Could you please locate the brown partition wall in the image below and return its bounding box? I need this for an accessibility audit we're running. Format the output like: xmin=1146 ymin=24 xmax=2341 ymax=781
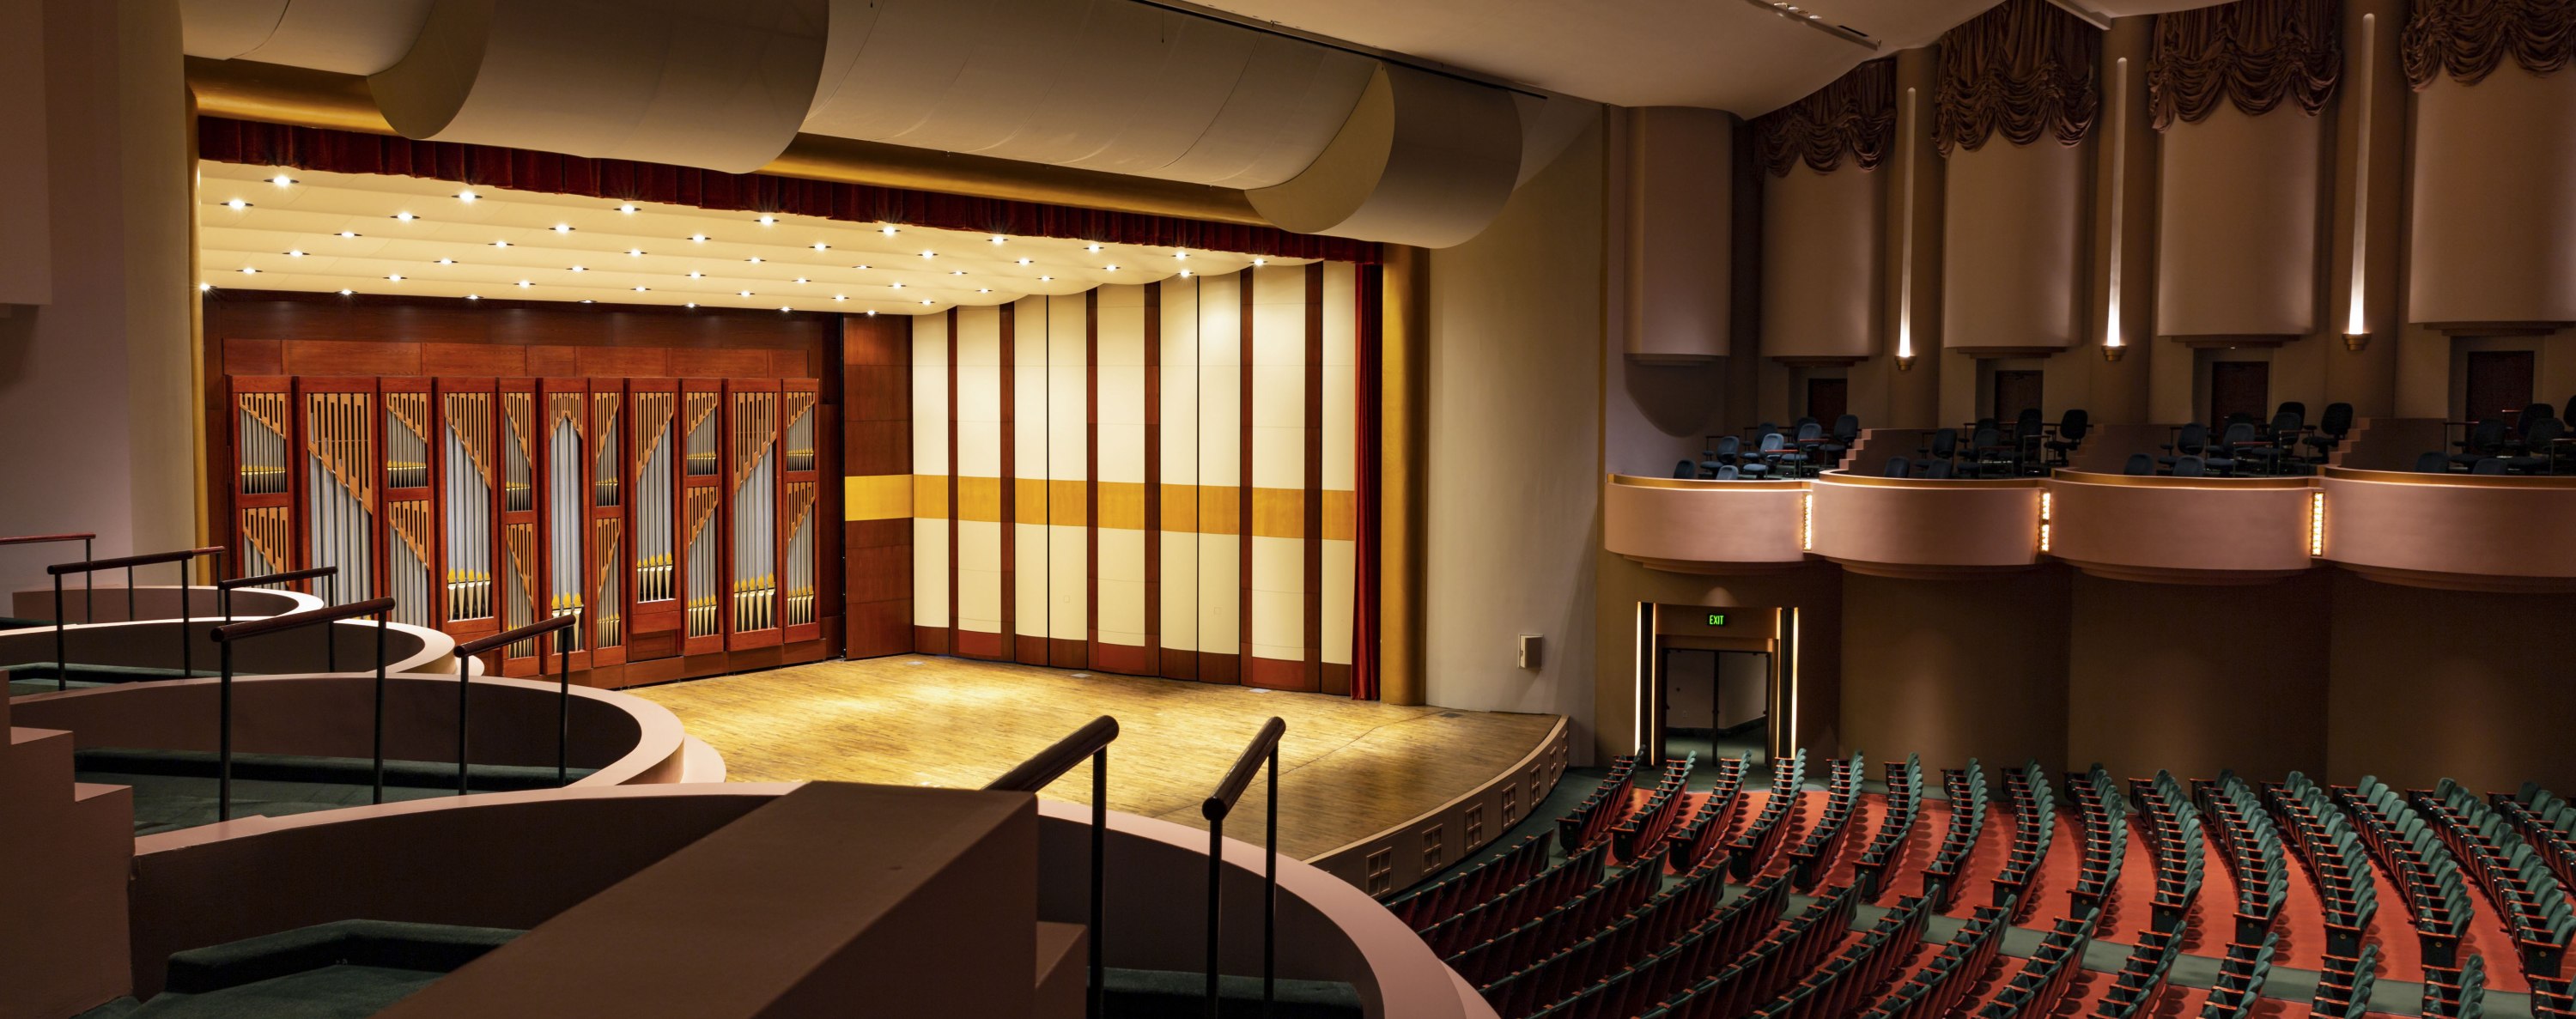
xmin=204 ymin=289 xmax=840 ymax=687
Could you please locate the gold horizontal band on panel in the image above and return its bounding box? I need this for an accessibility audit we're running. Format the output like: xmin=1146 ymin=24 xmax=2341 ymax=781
xmin=846 ymin=475 xmax=915 ymax=520
xmin=914 ymin=476 xmax=1353 ymax=539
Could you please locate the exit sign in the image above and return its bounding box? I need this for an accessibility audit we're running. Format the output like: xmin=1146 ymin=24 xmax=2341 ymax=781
xmin=1704 ymin=613 xmax=1728 ymax=628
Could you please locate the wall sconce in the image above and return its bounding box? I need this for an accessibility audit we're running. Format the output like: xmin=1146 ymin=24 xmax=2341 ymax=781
xmin=2100 ymin=345 xmax=2125 ymax=363
xmin=2102 ymin=57 xmax=2129 ymax=366
xmin=2342 ymin=331 xmax=2371 ymax=353
xmin=1894 ymin=352 xmax=1917 ymax=372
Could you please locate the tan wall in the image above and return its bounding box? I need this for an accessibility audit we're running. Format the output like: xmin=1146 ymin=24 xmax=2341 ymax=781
xmin=1762 ymin=164 xmax=1882 ymax=361
xmin=1941 ymin=139 xmax=2089 ymax=353
xmin=2327 ymin=572 xmax=2576 ymax=792
xmin=2409 ymin=65 xmax=2576 ymax=325
xmin=1837 ymin=569 xmax=2069 ymax=770
xmin=1423 ymin=115 xmax=1607 ymax=726
xmin=2066 ymin=572 xmax=2330 ymax=781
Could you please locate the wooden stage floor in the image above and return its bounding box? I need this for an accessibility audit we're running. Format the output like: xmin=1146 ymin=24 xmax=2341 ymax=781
xmin=632 ymin=655 xmax=1564 ymax=861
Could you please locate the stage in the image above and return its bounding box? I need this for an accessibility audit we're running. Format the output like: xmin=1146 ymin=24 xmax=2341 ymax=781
xmin=633 ymin=655 xmax=1568 ymax=882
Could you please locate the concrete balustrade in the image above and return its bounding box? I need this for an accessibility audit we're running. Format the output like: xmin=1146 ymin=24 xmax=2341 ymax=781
xmin=1604 ymin=474 xmax=1808 ymax=573
xmin=2319 ymin=467 xmax=2576 ymax=591
xmin=1807 ymin=471 xmax=2043 ymax=577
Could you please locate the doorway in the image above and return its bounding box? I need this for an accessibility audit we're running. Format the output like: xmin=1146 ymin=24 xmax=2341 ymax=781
xmin=1992 ymin=370 xmax=2044 ymax=425
xmin=2465 ymin=350 xmax=2536 ymax=424
xmin=2209 ymin=361 xmax=2269 ymax=426
xmin=1662 ymin=648 xmax=1771 ymax=768
xmin=1805 ymin=378 xmax=1849 ymax=426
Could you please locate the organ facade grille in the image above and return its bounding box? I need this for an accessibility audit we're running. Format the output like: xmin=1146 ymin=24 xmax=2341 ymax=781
xmin=224 ymin=375 xmax=822 ymax=679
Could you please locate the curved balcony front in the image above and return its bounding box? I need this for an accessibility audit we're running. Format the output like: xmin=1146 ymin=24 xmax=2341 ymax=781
xmin=2042 ymin=471 xmax=2317 ymax=584
xmin=1807 ymin=472 xmax=2043 ymax=578
xmin=2320 ymin=467 xmax=2576 ymax=591
xmin=1603 ymin=474 xmax=1807 ymax=573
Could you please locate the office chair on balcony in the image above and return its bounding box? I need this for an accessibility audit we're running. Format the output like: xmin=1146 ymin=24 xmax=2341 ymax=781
xmin=2159 ymin=422 xmax=2209 ymax=471
xmin=1713 ymin=465 xmax=1741 ymax=481
xmin=2123 ymin=453 xmax=2154 ymax=476
xmin=1963 ymin=428 xmax=2011 ymax=478
xmin=2172 ymin=456 xmax=2208 ymax=477
xmin=2204 ymin=422 xmax=2258 ymax=476
xmin=1884 ymin=456 xmax=1913 ymax=478
xmin=2518 ymin=403 xmax=2558 ymax=440
xmin=2303 ymin=403 xmax=2354 ymax=465
xmin=2506 ymin=417 xmax=2567 ymax=475
xmin=2451 ymin=418 xmax=2507 ymax=470
xmin=2043 ymin=409 xmax=2089 ymax=469
xmin=1820 ymin=415 xmax=1861 ymax=468
xmin=2472 ymin=457 xmax=2507 ymax=475
xmin=1923 ymin=459 xmax=1954 ymax=479
xmin=1918 ymin=428 xmax=1959 ymax=468
xmin=1741 ymin=434 xmax=1783 ymax=479
xmin=1674 ymin=459 xmax=1696 ymax=479
xmin=2415 ymin=451 xmax=2451 ymax=473
xmin=2241 ymin=412 xmax=2304 ymax=476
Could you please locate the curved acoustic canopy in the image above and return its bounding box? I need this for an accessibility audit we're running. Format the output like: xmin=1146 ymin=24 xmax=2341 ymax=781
xmin=1248 ymin=65 xmax=1525 ymax=249
xmin=179 ymin=0 xmax=436 ymax=75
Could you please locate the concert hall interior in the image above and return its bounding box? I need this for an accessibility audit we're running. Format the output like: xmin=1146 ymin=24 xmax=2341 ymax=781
xmin=7 ymin=0 xmax=2576 ymax=1016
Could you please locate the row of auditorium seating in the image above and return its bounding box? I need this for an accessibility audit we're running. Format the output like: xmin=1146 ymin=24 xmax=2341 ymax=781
xmin=2310 ymin=943 xmax=2381 ymax=1019
xmin=2421 ymin=953 xmax=2488 ymax=1019
xmin=1472 ymin=858 xmax=1730 ymax=1015
xmin=2133 ymin=771 xmax=2209 ymax=934
xmin=2199 ymin=932 xmax=2279 ymax=1019
xmin=2067 ymin=765 xmax=2129 ymax=918
xmin=1451 ymin=853 xmax=1676 ymax=992
xmin=1388 ymin=831 xmax=1554 ymax=931
xmin=1990 ymin=761 xmax=2057 ymax=920
xmin=1972 ymin=913 xmax=2093 ymax=1019
xmin=1785 ymin=752 xmax=1862 ymax=891
xmin=1662 ymin=755 xmax=1747 ymax=872
xmin=1745 ymin=894 xmax=1932 ymax=1019
xmin=1920 ymin=761 xmax=1989 ymax=911
xmin=1612 ymin=754 xmax=1698 ymax=864
xmin=1607 ymin=883 xmax=1857 ymax=1019
xmin=1902 ymin=409 xmax=2094 ymax=479
xmin=1851 ymin=755 xmax=1923 ymax=901
xmin=1416 ymin=843 xmax=1610 ymax=958
xmin=2093 ymin=927 xmax=2182 ymax=1019
xmin=2416 ymin=778 xmax=2576 ymax=980
xmin=2266 ymin=772 xmax=2380 ymax=957
xmin=1861 ymin=905 xmax=2009 ymax=1019
xmin=1728 ymin=749 xmax=1807 ymax=880
xmin=2335 ymin=776 xmax=2478 ymax=967
xmin=1554 ymin=756 xmax=1639 ymax=852
xmin=2195 ymin=773 xmax=2289 ymax=943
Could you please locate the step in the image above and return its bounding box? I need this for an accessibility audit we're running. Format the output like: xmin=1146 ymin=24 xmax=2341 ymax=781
xmin=1034 ymin=922 xmax=1087 ymax=1019
xmin=8 ymin=726 xmax=79 ymax=804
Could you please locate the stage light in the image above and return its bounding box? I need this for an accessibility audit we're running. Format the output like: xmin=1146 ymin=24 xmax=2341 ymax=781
xmin=634 ymin=286 xmax=648 ymax=292
xmin=456 ymin=190 xmax=477 ymax=202
xmin=285 ymin=250 xmax=305 ymax=258
xmin=1016 ymin=258 xmax=1031 ymax=265
xmin=551 ymin=224 xmax=573 ymax=234
xmin=890 ymin=282 xmax=904 ymax=289
xmin=738 ymin=290 xmax=753 ymax=297
xmin=618 ymin=203 xmax=639 ymax=214
xmin=880 ymin=225 xmax=898 ymax=235
xmin=465 ymin=294 xmax=480 ymax=300
xmin=269 ymin=175 xmax=295 ymax=187
xmin=833 ymin=294 xmax=846 ymax=301
xmin=392 ymin=211 xmax=416 ymax=221
xmin=197 ymin=282 xmax=212 ymax=291
xmin=224 ymin=198 xmax=250 ymax=209
xmin=1103 ymin=264 xmax=1119 ymax=271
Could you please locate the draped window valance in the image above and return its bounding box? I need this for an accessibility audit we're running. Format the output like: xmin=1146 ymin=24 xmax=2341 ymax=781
xmin=1753 ymin=58 xmax=1899 ymax=176
xmin=2405 ymin=0 xmax=2576 ymax=89
xmin=1935 ymin=0 xmax=2103 ymax=154
xmin=195 ymin=117 xmax=1382 ymax=264
xmin=2149 ymin=0 xmax=2343 ymax=130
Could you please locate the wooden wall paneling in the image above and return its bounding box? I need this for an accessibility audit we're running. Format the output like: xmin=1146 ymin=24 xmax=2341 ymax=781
xmin=839 ymin=314 xmax=911 ymax=659
xmin=677 ymin=379 xmax=724 ymax=658
xmin=626 ymin=379 xmax=682 ymax=654
xmin=1158 ymin=278 xmax=1200 ymax=680
xmin=1144 ymin=284 xmax=1163 ymax=677
xmin=1239 ymin=272 xmax=1255 ymax=683
xmin=1303 ymin=264 xmax=1327 ymax=694
xmin=422 ymin=343 xmax=526 ymax=378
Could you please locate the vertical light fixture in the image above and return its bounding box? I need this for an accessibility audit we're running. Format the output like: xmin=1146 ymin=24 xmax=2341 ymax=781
xmin=1801 ymin=491 xmax=1814 ymax=550
xmin=1895 ymin=88 xmax=1919 ymax=372
xmin=2309 ymin=491 xmax=2326 ymax=556
xmin=1633 ymin=602 xmax=1652 ymax=756
xmin=2038 ymin=490 xmax=2054 ymax=553
xmin=2345 ymin=14 xmax=2376 ymax=351
xmin=2103 ymin=58 xmax=2129 ymax=362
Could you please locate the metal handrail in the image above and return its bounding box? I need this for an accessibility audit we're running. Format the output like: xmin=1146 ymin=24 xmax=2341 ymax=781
xmin=1 ymin=533 xmax=94 ymax=639
xmin=210 ymin=597 xmax=395 ymax=819
xmin=1201 ymin=716 xmax=1285 ymax=1017
xmin=45 ymin=546 xmax=227 ymax=692
xmin=451 ymin=613 xmax=580 ymax=792
xmin=984 ymin=715 xmax=1120 ymax=1019
xmin=218 ymin=567 xmax=340 ymax=664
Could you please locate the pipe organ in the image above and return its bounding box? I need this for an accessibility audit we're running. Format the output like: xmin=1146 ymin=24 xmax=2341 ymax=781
xmin=226 ymin=375 xmax=822 ymax=679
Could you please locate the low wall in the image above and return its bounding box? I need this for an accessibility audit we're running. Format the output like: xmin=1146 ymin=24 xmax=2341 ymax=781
xmin=0 ymin=618 xmax=454 ymax=676
xmin=11 ymin=585 xmax=317 ymax=624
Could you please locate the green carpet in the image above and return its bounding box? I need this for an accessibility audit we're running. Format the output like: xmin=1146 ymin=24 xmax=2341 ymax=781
xmin=1102 ymin=968 xmax=1363 ymax=1019
xmin=76 ymin=920 xmax=523 ymax=1019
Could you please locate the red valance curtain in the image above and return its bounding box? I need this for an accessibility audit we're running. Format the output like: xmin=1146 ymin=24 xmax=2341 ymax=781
xmin=1350 ymin=265 xmax=1385 ymax=701
xmin=197 ymin=117 xmax=1382 ymax=264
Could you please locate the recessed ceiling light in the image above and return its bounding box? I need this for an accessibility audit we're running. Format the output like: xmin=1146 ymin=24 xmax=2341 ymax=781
xmin=865 ymin=310 xmax=877 ymax=316
xmin=456 ymin=190 xmax=477 ymax=202
xmin=580 ymin=299 xmax=595 ymax=304
xmin=811 ymin=242 xmax=829 ymax=252
xmin=690 ymin=234 xmax=708 ymax=243
xmin=434 ymin=258 xmax=455 ymax=264
xmin=756 ymin=215 xmax=776 ymax=226
xmin=224 ymin=198 xmax=250 ymax=209
xmin=779 ymin=306 xmax=792 ymax=312
xmin=1179 ymin=269 xmax=1193 ymax=278
xmin=465 ymin=294 xmax=479 ymax=300
xmin=386 ymin=273 xmax=403 ymax=282
xmin=551 ymin=224 xmax=573 ymax=234
xmin=686 ymin=270 xmax=703 ymax=279
xmin=989 ymin=235 xmax=1006 ymax=245
xmin=879 ymin=225 xmax=897 ymax=236
xmin=268 ymin=175 xmax=295 ymax=187
xmin=1103 ymin=264 xmax=1119 ymax=271
xmin=920 ymin=251 xmax=936 ymax=258
xmin=239 ymin=266 xmax=258 ymax=274
xmin=337 ymin=288 xmax=353 ymax=295
xmin=285 ymin=249 xmax=305 ymax=258
xmin=392 ymin=211 xmax=416 ymax=221
xmin=746 ymin=256 xmax=763 ymax=264
xmin=793 ymin=277 xmax=809 ymax=284
xmin=634 ymin=286 xmax=648 ymax=292
xmin=738 ymin=290 xmax=753 ymax=297
xmin=832 ymin=294 xmax=846 ymax=301
xmin=515 ymin=280 xmax=532 ymax=288
xmin=1084 ymin=243 xmax=1102 ymax=253
xmin=1252 ymin=258 xmax=1267 ymax=266
xmin=889 ymin=282 xmax=903 ymax=289
xmin=569 ymin=265 xmax=586 ymax=272
xmin=920 ymin=299 xmax=933 ymax=306
xmin=854 ymin=264 xmax=872 ymax=270
xmin=1174 ymin=251 xmax=1188 ymax=259
xmin=1016 ymin=258 xmax=1031 ymax=265
xmin=949 ymin=270 xmax=966 ymax=276
xmin=685 ymin=302 xmax=697 ymax=308
xmin=976 ymin=288 xmax=992 ymax=294
xmin=337 ymin=230 xmax=359 ymax=238
xmin=197 ymin=282 xmax=212 ymax=291
xmin=617 ymin=203 xmax=638 ymax=214
xmin=1039 ymin=276 xmax=1054 ymax=282
xmin=626 ymin=248 xmax=645 ymax=257
xmin=491 ymin=240 xmax=510 ymax=247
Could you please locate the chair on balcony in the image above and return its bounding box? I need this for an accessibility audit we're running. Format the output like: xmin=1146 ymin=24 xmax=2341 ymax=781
xmin=2159 ymin=423 xmax=2209 ymax=471
xmin=1820 ymin=415 xmax=1861 ymax=468
xmin=2275 ymin=402 xmax=2308 ymax=428
xmin=1674 ymin=459 xmax=1696 ymax=479
xmin=1963 ymin=428 xmax=2013 ymax=478
xmin=2043 ymin=409 xmax=2090 ymax=468
xmin=1884 ymin=457 xmax=1913 ymax=478
xmin=2473 ymin=458 xmax=2507 ymax=475
xmin=1747 ymin=433 xmax=1791 ymax=478
xmin=1919 ymin=428 xmax=1959 ymax=469
xmin=2416 ymin=451 xmax=2452 ymax=474
xmin=2172 ymin=456 xmax=2208 ymax=477
xmin=2508 ymin=418 xmax=2567 ymax=474
xmin=2304 ymin=403 xmax=2354 ymax=464
xmin=2451 ymin=419 xmax=2507 ymax=470
xmin=1780 ymin=422 xmax=1825 ymax=477
xmin=2241 ymin=412 xmax=2304 ymax=476
xmin=1713 ymin=465 xmax=1741 ymax=481
xmin=1709 ymin=435 xmax=1744 ymax=469
xmin=2204 ymin=422 xmax=2258 ymax=476
xmin=2124 ymin=453 xmax=2154 ymax=476
xmin=2518 ymin=403 xmax=2558 ymax=440
xmin=1923 ymin=459 xmax=1954 ymax=479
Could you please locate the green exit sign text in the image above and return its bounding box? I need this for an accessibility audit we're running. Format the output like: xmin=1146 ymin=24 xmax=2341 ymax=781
xmin=1704 ymin=613 xmax=1728 ymax=628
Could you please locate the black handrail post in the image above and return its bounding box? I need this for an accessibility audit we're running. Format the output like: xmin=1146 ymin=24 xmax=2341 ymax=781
xmin=52 ymin=573 xmax=65 ymax=692
xmin=1205 ymin=811 xmax=1224 ymax=1019
xmin=1090 ymin=746 xmax=1108 ymax=1019
xmin=1264 ymin=741 xmax=1279 ymax=1016
xmin=125 ymin=565 xmax=135 ymax=620
xmin=556 ymin=619 xmax=573 ymax=787
xmin=325 ymin=573 xmax=337 ymax=669
xmin=446 ymin=614 xmax=580 ymax=798
xmin=179 ymin=555 xmax=192 ymax=680
xmin=455 ymin=645 xmax=471 ymax=796
xmin=372 ymin=603 xmax=389 ymax=804
xmin=217 ymin=635 xmax=234 ymax=822
xmin=1199 ymin=717 xmax=1286 ymax=1019
xmin=82 ymin=536 xmax=93 ymax=620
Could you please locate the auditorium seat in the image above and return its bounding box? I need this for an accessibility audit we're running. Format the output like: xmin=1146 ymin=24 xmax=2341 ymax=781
xmin=1990 ymin=761 xmax=2057 ymax=920
xmin=2132 ymin=771 xmax=2208 ymax=934
xmin=1922 ymin=760 xmax=1988 ymax=911
xmin=1854 ymin=755 xmax=1924 ymax=902
xmin=2267 ymin=772 xmax=2380 ymax=957
xmin=2066 ymin=765 xmax=2128 ymax=919
xmin=1727 ymin=749 xmax=1807 ymax=880
xmin=1785 ymin=753 xmax=1862 ymax=890
xmin=2198 ymin=932 xmax=2278 ymax=1019
xmin=2093 ymin=929 xmax=2181 ymax=1019
xmin=1856 ymin=906 xmax=2008 ymax=1019
xmin=1883 ymin=457 xmax=1912 ymax=478
xmin=2309 ymin=943 xmax=2381 ymax=1019
xmin=1662 ymin=755 xmax=1747 ymax=873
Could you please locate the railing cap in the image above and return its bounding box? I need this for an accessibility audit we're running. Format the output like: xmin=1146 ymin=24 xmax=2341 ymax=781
xmin=210 ymin=596 xmax=396 ymax=642
xmin=1202 ymin=716 xmax=1285 ymax=822
xmin=217 ymin=566 xmax=339 ymax=591
xmin=48 ymin=545 xmax=227 ymax=576
xmin=983 ymin=716 xmax=1120 ymax=793
xmin=453 ymin=612 xmax=579 ymax=658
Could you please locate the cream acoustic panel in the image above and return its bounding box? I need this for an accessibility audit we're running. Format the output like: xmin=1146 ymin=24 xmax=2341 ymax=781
xmin=2156 ymin=104 xmax=2320 ymax=338
xmin=2409 ymin=67 xmax=2576 ymax=325
xmin=1248 ymin=65 xmax=1525 ymax=249
xmin=368 ymin=0 xmax=830 ymax=173
xmin=198 ymin=161 xmax=1283 ymax=313
xmin=913 ymin=311 xmax=951 ymax=631
xmin=181 ymin=0 xmax=435 ymax=75
xmin=1942 ymin=139 xmax=2088 ymax=352
xmin=1159 ymin=281 xmax=1203 ymax=658
xmin=1762 ymin=163 xmax=1885 ymax=361
xmin=954 ymin=307 xmax=1006 ymax=640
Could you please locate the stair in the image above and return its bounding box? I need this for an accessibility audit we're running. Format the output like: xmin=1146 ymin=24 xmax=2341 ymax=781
xmin=2 ymin=693 xmax=136 ymax=1019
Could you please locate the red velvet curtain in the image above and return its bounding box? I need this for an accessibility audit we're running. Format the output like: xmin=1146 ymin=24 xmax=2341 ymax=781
xmin=1350 ymin=264 xmax=1384 ymax=701
xmin=197 ymin=117 xmax=1381 ymax=264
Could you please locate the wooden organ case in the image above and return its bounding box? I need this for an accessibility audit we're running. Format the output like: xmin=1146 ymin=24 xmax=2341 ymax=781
xmin=224 ymin=374 xmax=829 ymax=683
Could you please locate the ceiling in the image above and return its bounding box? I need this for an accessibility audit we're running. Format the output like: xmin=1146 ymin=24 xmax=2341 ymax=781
xmin=1176 ymin=0 xmax=2005 ymax=116
xmin=197 ymin=161 xmax=1296 ymax=315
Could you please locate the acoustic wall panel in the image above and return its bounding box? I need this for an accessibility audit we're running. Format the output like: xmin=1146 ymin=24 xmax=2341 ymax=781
xmin=1249 ymin=264 xmax=1309 ymax=686
xmin=1195 ymin=271 xmax=1245 ymax=682
xmin=1096 ymin=285 xmax=1151 ymax=667
xmin=1048 ymin=293 xmax=1089 ymax=664
xmin=954 ymin=306 xmax=1005 ymax=653
xmin=1013 ymin=296 xmax=1053 ymax=663
xmin=1321 ymin=262 xmax=1358 ymax=688
xmin=1158 ymin=280 xmax=1201 ymax=670
xmin=912 ymin=311 xmax=951 ymax=634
